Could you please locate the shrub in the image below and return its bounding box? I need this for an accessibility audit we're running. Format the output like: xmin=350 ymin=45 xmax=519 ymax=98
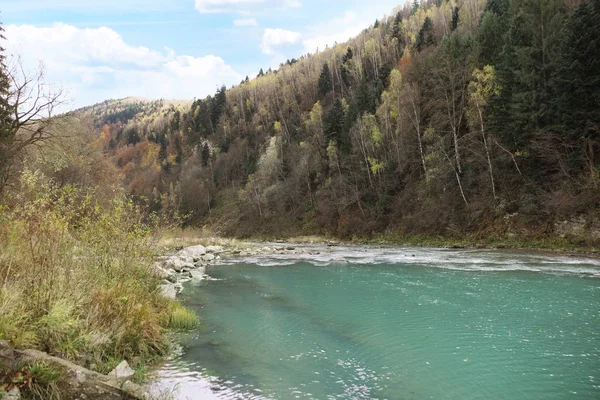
xmin=0 ymin=169 xmax=189 ymax=370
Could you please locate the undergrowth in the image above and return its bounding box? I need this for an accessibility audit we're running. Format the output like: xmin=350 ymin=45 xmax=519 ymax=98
xmin=0 ymin=169 xmax=197 ymax=378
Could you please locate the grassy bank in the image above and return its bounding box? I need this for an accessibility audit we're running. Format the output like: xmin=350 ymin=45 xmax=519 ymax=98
xmin=0 ymin=170 xmax=197 ymax=399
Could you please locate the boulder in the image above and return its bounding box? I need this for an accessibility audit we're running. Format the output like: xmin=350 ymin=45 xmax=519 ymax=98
xmin=163 ymin=257 xmax=193 ymax=273
xmin=4 ymin=388 xmax=21 ymax=400
xmin=177 ymin=245 xmax=206 ymax=260
xmin=108 ymin=360 xmax=135 ymax=381
xmin=205 ymin=245 xmax=223 ymax=253
xmin=121 ymin=380 xmax=146 ymax=399
xmin=202 ymin=253 xmax=215 ymax=262
xmin=159 ymin=284 xmax=177 ymax=299
xmin=190 ymin=270 xmax=205 ymax=281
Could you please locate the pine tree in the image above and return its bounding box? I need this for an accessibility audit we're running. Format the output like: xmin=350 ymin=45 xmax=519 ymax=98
xmin=211 ymin=85 xmax=227 ymax=129
xmin=552 ymin=0 xmax=600 ymax=172
xmin=324 ymin=99 xmax=350 ymax=153
xmin=451 ymin=7 xmax=460 ymax=32
xmin=318 ymin=62 xmax=333 ymax=98
xmin=411 ymin=0 xmax=420 ymax=16
xmin=0 ymin=21 xmax=15 ymax=186
xmin=415 ymin=17 xmax=435 ymax=51
xmin=200 ymin=142 xmax=211 ymax=167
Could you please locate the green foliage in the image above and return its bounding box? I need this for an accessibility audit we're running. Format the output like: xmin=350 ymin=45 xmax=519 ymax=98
xmin=168 ymin=302 xmax=199 ymax=331
xmin=0 ymin=169 xmax=175 ymax=370
xmin=324 ymin=99 xmax=349 ymax=153
xmin=415 ymin=17 xmax=435 ymax=51
xmin=318 ymin=63 xmax=333 ymax=98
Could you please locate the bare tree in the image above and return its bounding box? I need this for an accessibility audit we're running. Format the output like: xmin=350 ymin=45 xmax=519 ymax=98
xmin=0 ymin=58 xmax=67 ymax=191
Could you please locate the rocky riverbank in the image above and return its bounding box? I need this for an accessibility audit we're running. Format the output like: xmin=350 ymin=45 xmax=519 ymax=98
xmin=153 ymin=242 xmax=311 ymax=299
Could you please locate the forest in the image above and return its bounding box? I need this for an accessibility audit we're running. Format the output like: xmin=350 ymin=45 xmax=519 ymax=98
xmin=36 ymin=0 xmax=600 ymax=241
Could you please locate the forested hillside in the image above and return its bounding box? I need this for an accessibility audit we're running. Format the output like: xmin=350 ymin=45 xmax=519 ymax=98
xmin=84 ymin=0 xmax=600 ymax=241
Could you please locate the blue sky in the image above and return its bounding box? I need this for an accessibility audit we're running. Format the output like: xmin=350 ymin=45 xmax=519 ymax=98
xmin=1 ymin=0 xmax=404 ymax=109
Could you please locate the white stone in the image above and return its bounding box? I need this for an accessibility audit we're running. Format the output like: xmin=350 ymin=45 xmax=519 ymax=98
xmin=190 ymin=270 xmax=205 ymax=281
xmin=202 ymin=253 xmax=215 ymax=262
xmin=4 ymin=388 xmax=21 ymax=400
xmin=205 ymin=245 xmax=223 ymax=253
xmin=159 ymin=284 xmax=177 ymax=299
xmin=163 ymin=257 xmax=193 ymax=272
xmin=177 ymin=245 xmax=206 ymax=260
xmin=108 ymin=360 xmax=135 ymax=381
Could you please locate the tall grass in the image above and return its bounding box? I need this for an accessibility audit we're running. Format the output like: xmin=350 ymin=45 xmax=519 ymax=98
xmin=0 ymin=169 xmax=191 ymax=373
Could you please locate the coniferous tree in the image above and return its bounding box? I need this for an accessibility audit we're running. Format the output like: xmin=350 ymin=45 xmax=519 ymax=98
xmin=318 ymin=62 xmax=333 ymax=98
xmin=0 ymin=22 xmax=14 ymax=186
xmin=211 ymin=86 xmax=227 ymax=129
xmin=451 ymin=7 xmax=460 ymax=32
xmin=415 ymin=17 xmax=435 ymax=51
xmin=324 ymin=99 xmax=349 ymax=153
xmin=411 ymin=0 xmax=420 ymax=15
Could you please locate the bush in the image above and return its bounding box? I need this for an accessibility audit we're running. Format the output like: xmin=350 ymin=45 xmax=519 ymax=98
xmin=0 ymin=169 xmax=186 ymax=371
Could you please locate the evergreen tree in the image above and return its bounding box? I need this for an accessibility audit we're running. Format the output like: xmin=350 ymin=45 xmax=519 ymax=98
xmin=552 ymin=0 xmax=600 ymax=171
xmin=318 ymin=62 xmax=333 ymax=98
xmin=200 ymin=142 xmax=211 ymax=167
xmin=0 ymin=22 xmax=15 ymax=186
xmin=324 ymin=99 xmax=350 ymax=153
xmin=415 ymin=17 xmax=435 ymax=51
xmin=451 ymin=7 xmax=460 ymax=32
xmin=211 ymin=85 xmax=227 ymax=129
xmin=356 ymin=78 xmax=376 ymax=115
xmin=411 ymin=0 xmax=420 ymax=16
xmin=257 ymin=68 xmax=264 ymax=77
xmin=491 ymin=0 xmax=564 ymax=152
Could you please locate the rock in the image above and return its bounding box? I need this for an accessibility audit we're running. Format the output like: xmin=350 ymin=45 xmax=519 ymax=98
xmin=4 ymin=388 xmax=21 ymax=400
xmin=190 ymin=270 xmax=205 ymax=281
xmin=174 ymin=283 xmax=184 ymax=294
xmin=121 ymin=380 xmax=147 ymax=399
xmin=205 ymin=245 xmax=223 ymax=253
xmin=177 ymin=245 xmax=206 ymax=260
xmin=162 ymin=256 xmax=194 ymax=273
xmin=165 ymin=274 xmax=178 ymax=284
xmin=202 ymin=253 xmax=215 ymax=262
xmin=108 ymin=360 xmax=135 ymax=381
xmin=159 ymin=284 xmax=177 ymax=299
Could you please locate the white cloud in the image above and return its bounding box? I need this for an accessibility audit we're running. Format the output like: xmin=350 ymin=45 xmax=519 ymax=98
xmin=233 ymin=18 xmax=259 ymax=27
xmin=302 ymin=2 xmax=399 ymax=54
xmin=194 ymin=0 xmax=300 ymax=14
xmin=1 ymin=0 xmax=187 ymax=13
xmin=261 ymin=28 xmax=302 ymax=55
xmin=4 ymin=23 xmax=243 ymax=110
xmin=302 ymin=11 xmax=363 ymax=53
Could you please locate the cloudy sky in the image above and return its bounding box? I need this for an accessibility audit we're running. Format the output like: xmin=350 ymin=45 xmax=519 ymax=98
xmin=1 ymin=0 xmax=403 ymax=110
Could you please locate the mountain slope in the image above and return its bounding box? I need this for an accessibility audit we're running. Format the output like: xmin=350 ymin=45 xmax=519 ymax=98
xmin=80 ymin=0 xmax=600 ymax=242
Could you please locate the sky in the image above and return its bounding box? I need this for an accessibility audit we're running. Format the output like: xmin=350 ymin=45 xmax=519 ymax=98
xmin=0 ymin=0 xmax=404 ymax=111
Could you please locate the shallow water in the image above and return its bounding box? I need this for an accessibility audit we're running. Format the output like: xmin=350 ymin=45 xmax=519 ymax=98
xmin=151 ymin=245 xmax=600 ymax=399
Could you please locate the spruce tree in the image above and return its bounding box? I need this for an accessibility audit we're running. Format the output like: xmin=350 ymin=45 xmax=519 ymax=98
xmin=0 ymin=21 xmax=15 ymax=186
xmin=318 ymin=62 xmax=333 ymax=98
xmin=551 ymin=0 xmax=600 ymax=172
xmin=324 ymin=99 xmax=350 ymax=153
xmin=415 ymin=17 xmax=435 ymax=51
xmin=451 ymin=7 xmax=460 ymax=32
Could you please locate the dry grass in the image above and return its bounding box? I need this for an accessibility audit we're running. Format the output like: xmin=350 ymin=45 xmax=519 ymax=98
xmin=0 ymin=170 xmax=196 ymax=376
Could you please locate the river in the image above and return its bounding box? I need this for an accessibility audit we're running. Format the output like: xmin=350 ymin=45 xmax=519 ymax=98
xmin=149 ymin=244 xmax=600 ymax=399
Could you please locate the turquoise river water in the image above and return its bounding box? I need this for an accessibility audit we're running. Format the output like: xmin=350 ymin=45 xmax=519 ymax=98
xmin=151 ymin=245 xmax=600 ymax=399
